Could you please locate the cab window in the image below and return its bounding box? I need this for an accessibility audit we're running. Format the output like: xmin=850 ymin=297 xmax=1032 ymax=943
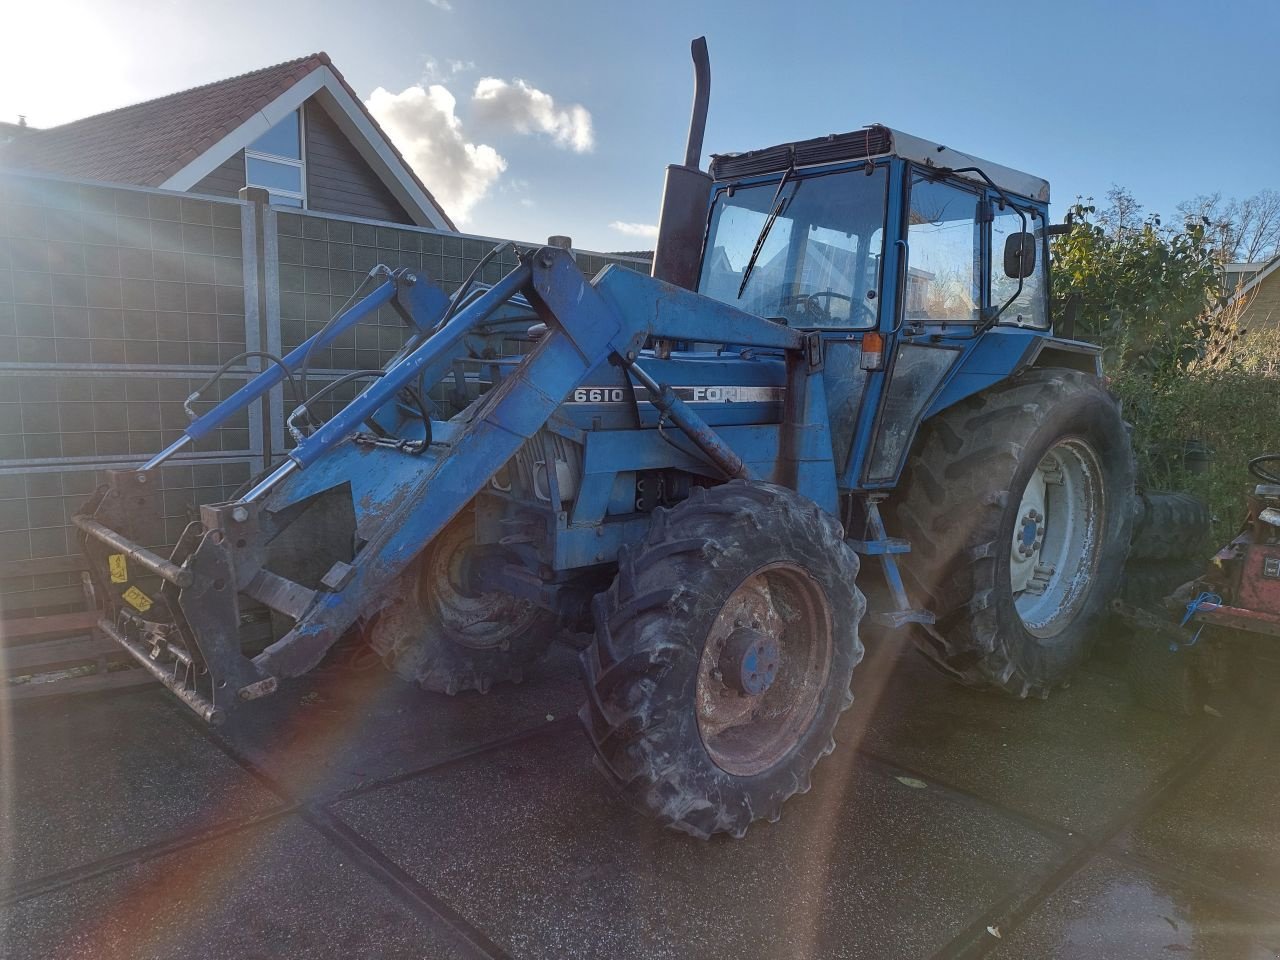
xmin=904 ymin=176 xmax=981 ymax=324
xmin=698 ymin=166 xmax=888 ymax=329
xmin=991 ymin=203 xmax=1048 ymax=328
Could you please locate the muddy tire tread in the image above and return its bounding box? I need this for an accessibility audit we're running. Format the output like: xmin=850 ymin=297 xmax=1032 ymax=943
xmin=1129 ymin=490 xmax=1212 ymax=561
xmin=579 ymin=481 xmax=865 ymax=839
xmin=889 ymin=369 xmax=1136 ymax=698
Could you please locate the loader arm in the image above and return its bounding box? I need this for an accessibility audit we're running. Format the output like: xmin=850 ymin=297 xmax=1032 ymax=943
xmin=77 ymin=247 xmax=829 ymax=723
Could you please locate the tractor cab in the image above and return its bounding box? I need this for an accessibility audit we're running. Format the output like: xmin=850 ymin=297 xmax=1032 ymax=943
xmin=697 ymin=125 xmax=1052 ymax=337
xmin=647 ymin=124 xmax=1069 ymax=494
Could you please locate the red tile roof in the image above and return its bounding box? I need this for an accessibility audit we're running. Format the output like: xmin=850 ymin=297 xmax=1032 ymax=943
xmin=0 ymin=52 xmax=455 ymax=229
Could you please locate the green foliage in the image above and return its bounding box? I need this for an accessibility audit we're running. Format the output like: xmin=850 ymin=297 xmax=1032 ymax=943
xmin=1109 ymin=364 xmax=1280 ymax=532
xmin=1051 ymin=200 xmax=1221 ymax=378
xmin=1051 ymin=194 xmax=1280 ymax=532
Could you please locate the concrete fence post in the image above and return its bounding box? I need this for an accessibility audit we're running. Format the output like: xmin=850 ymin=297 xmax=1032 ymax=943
xmin=238 ymin=188 xmax=274 ymax=468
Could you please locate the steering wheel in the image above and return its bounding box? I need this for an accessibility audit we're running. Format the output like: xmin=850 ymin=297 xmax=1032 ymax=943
xmin=780 ymin=290 xmax=877 ymax=326
xmin=1249 ymin=455 xmax=1280 ymax=484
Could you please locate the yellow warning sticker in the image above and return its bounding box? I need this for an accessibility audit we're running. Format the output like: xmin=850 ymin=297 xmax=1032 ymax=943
xmin=121 ymin=585 xmax=153 ymax=612
xmin=108 ymin=553 xmax=128 ymax=583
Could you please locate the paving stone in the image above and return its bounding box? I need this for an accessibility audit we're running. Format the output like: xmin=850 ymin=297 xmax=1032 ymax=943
xmin=988 ymin=855 xmax=1280 ymax=959
xmin=1127 ymin=712 xmax=1280 ymax=900
xmin=0 ymin=690 xmax=281 ymax=894
xmin=217 ymin=640 xmax=582 ymax=801
xmin=0 ymin=816 xmax=477 ymax=960
xmin=849 ymin=638 xmax=1210 ymax=836
xmin=334 ymin=728 xmax=1065 ymax=960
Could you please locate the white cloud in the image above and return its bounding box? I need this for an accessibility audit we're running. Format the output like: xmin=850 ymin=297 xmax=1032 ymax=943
xmin=471 ymin=78 xmax=594 ymax=153
xmin=426 ymin=0 xmax=451 ymax=9
xmin=610 ymin=221 xmax=659 ymax=239
xmin=422 ymin=57 xmax=474 ymax=82
xmin=366 ymin=84 xmax=506 ymax=223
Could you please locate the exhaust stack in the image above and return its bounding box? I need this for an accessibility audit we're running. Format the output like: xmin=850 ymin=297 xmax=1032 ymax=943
xmin=651 ymin=37 xmax=713 ymax=291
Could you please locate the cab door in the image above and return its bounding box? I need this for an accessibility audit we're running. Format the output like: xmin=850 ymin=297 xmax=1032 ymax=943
xmin=855 ymin=171 xmax=981 ymax=488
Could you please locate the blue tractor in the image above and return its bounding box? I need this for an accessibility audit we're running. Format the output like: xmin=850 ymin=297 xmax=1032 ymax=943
xmin=77 ymin=40 xmax=1133 ymax=838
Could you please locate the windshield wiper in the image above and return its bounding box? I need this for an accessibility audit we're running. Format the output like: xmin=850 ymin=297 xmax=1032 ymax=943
xmin=737 ymin=168 xmax=799 ymax=300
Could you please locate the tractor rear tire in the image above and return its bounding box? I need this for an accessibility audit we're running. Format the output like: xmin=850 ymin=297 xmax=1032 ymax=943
xmin=889 ymin=369 xmax=1135 ymax=698
xmin=367 ymin=509 xmax=556 ymax=695
xmin=580 ymin=481 xmax=865 ymax=839
xmin=1129 ymin=490 xmax=1212 ymax=561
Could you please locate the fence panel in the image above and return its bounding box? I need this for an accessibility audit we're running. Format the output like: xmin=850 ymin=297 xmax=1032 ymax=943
xmin=0 ymin=172 xmax=263 ymax=619
xmin=0 ymin=171 xmax=652 ymax=629
xmin=261 ymin=207 xmax=651 ymax=454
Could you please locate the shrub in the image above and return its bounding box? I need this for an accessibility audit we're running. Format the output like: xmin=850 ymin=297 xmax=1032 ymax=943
xmin=1111 ymin=348 xmax=1280 ymax=533
xmin=1052 ymin=201 xmax=1280 ymax=535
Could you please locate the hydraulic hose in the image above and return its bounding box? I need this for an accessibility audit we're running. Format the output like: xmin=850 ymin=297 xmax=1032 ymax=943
xmin=185 ymin=351 xmax=301 ymax=422
xmin=287 ymin=370 xmax=432 ymax=454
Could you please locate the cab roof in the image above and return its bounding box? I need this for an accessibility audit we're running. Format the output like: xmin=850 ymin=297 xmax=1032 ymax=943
xmin=708 ymin=124 xmax=1050 ymax=204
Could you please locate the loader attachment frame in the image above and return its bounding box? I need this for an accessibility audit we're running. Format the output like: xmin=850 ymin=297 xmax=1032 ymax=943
xmin=77 ymin=247 xmax=828 ymax=723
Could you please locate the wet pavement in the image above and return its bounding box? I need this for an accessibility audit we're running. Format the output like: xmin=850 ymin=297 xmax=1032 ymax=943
xmin=2 ymin=632 xmax=1277 ymax=959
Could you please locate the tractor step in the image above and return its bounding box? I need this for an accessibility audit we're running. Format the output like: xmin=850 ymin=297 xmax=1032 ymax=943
xmin=847 ymin=537 xmax=911 ymax=556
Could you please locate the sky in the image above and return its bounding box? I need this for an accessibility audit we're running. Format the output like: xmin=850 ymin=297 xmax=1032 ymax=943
xmin=2 ymin=0 xmax=1277 ymax=252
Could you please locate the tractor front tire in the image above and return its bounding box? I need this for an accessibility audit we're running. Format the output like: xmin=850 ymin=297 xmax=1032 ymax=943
xmin=368 ymin=509 xmax=556 ymax=695
xmin=890 ymin=369 xmax=1135 ymax=697
xmin=580 ymin=481 xmax=866 ymax=839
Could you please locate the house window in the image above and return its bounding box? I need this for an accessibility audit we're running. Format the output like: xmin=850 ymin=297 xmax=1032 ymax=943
xmin=245 ymin=111 xmax=305 ymax=207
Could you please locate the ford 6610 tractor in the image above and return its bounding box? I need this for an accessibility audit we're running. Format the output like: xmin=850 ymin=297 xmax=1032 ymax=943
xmin=76 ymin=40 xmax=1133 ymax=838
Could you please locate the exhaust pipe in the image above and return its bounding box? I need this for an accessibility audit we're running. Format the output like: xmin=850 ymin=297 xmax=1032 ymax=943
xmin=682 ymin=36 xmax=711 ymax=169
xmin=651 ymin=37 xmax=714 ymax=291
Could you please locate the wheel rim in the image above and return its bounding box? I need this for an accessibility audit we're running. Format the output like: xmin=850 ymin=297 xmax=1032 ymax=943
xmin=419 ymin=519 xmax=541 ymax=650
xmin=695 ymin=563 xmax=833 ymax=776
xmin=1010 ymin=438 xmax=1105 ymax=637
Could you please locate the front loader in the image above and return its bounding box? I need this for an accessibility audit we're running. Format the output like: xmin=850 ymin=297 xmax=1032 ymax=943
xmin=78 ymin=39 xmax=1134 ymax=838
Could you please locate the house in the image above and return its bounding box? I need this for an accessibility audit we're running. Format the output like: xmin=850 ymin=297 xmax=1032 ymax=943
xmin=0 ymin=53 xmax=454 ymax=229
xmin=1223 ymin=261 xmax=1269 ymax=295
xmin=1220 ymin=255 xmax=1280 ymax=328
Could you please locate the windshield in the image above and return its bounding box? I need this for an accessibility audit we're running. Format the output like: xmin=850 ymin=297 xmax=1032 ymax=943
xmin=698 ymin=165 xmax=889 ymax=329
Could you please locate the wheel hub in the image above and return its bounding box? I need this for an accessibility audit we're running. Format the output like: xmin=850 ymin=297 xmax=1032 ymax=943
xmin=1018 ymin=512 xmax=1041 ymax=554
xmin=1009 ymin=440 xmax=1104 ymax=637
xmin=694 ymin=563 xmax=833 ymax=777
xmin=421 ymin=518 xmax=539 ymax=649
xmin=719 ymin=626 xmax=781 ymax=696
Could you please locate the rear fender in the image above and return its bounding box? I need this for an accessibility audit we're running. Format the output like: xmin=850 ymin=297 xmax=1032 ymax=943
xmin=924 ymin=331 xmax=1102 ymax=420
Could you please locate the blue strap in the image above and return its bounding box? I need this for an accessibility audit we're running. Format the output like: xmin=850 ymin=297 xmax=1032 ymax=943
xmin=1172 ymin=591 xmax=1222 ymax=650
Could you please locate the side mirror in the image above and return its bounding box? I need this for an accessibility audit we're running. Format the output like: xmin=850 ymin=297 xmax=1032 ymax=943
xmin=1003 ymin=231 xmax=1037 ymax=279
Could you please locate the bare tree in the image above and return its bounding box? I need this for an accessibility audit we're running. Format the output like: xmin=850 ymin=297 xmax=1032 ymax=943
xmin=1236 ymin=190 xmax=1280 ymax=262
xmin=1177 ymin=189 xmax=1280 ymax=264
xmin=1098 ymin=185 xmax=1145 ymax=236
